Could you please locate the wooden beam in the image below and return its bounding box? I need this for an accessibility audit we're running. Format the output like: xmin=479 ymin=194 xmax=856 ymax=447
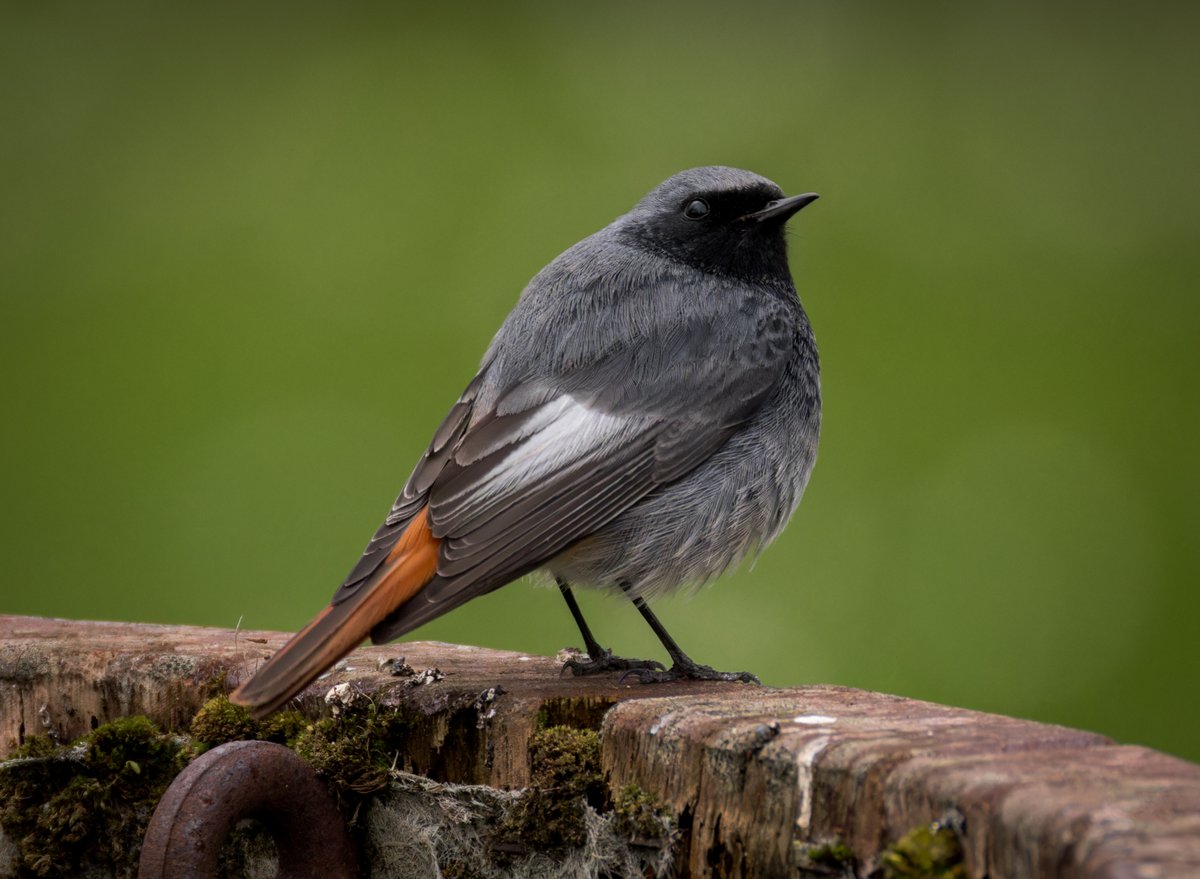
xmin=2 ymin=615 xmax=1197 ymax=877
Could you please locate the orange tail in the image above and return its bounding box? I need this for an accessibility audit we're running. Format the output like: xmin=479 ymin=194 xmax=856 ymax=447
xmin=230 ymin=508 xmax=440 ymax=718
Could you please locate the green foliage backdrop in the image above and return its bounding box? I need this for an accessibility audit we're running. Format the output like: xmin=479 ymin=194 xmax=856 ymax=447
xmin=2 ymin=3 xmax=1197 ymax=760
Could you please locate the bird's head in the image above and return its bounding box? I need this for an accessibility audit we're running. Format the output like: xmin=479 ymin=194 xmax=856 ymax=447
xmin=617 ymin=166 xmax=818 ymax=282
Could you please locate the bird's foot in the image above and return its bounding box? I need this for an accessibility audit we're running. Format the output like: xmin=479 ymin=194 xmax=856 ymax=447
xmin=620 ymin=658 xmax=760 ymax=685
xmin=559 ymin=646 xmax=665 ymax=677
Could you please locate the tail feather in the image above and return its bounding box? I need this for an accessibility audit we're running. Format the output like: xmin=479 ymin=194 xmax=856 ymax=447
xmin=231 ymin=507 xmax=440 ymax=718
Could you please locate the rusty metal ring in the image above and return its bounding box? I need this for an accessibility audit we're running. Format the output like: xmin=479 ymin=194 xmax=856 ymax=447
xmin=138 ymin=739 xmax=358 ymax=879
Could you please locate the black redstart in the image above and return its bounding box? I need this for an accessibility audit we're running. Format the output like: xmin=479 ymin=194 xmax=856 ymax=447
xmin=232 ymin=167 xmax=821 ymax=716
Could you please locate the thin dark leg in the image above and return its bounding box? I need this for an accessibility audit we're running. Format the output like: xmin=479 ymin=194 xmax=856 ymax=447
xmin=556 ymin=579 xmax=664 ymax=676
xmin=558 ymin=579 xmax=606 ymax=660
xmin=621 ymin=584 xmax=760 ymax=684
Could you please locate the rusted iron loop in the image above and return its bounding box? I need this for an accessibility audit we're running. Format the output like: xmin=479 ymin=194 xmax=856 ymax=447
xmin=138 ymin=739 xmax=358 ymax=879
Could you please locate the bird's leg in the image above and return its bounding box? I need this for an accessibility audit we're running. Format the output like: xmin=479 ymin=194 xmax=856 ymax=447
xmin=558 ymin=579 xmax=606 ymax=660
xmin=619 ymin=585 xmax=760 ymax=684
xmin=557 ymin=579 xmax=664 ymax=676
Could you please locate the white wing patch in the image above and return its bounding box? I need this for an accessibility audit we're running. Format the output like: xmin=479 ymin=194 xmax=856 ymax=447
xmin=461 ymin=395 xmax=637 ymax=508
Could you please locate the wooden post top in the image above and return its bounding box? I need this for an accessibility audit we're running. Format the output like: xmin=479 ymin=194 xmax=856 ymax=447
xmin=2 ymin=614 xmax=1197 ymax=878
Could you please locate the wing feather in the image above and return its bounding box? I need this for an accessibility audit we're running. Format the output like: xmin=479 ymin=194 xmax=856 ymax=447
xmin=368 ymin=441 xmax=658 ymax=645
xmin=338 ymin=273 xmax=799 ymax=627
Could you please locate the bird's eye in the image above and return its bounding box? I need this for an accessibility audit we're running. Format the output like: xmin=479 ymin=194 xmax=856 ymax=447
xmin=683 ymin=198 xmax=710 ymax=220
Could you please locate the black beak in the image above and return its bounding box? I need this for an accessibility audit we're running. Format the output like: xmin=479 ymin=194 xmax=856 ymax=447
xmin=743 ymin=192 xmax=820 ymax=223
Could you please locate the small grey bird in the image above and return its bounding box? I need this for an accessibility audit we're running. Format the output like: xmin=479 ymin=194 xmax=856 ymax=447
xmin=232 ymin=166 xmax=821 ymax=717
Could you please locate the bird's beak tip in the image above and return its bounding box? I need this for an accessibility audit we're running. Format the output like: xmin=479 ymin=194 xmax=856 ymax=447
xmin=745 ymin=192 xmax=820 ymax=223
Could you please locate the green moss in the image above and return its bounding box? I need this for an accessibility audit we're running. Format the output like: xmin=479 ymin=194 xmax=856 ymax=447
xmin=8 ymin=735 xmax=58 ymax=760
xmin=200 ymin=669 xmax=232 ymax=699
xmin=530 ymin=726 xmax=605 ymax=801
xmin=496 ymin=725 xmax=605 ymax=852
xmin=612 ymin=783 xmax=673 ymax=844
xmin=292 ymin=701 xmax=412 ymax=807
xmin=0 ymin=716 xmax=186 ymax=878
xmin=258 ymin=709 xmax=306 ymax=746
xmin=190 ymin=696 xmax=259 ymax=749
xmin=0 ymin=699 xmax=409 ymax=876
xmin=189 ymin=695 xmax=306 ymax=753
xmin=808 ymin=840 xmax=855 ymax=866
xmin=882 ymin=822 xmax=968 ymax=879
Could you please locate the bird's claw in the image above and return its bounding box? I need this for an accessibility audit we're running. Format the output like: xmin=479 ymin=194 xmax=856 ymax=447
xmin=560 ymin=646 xmax=666 ymax=677
xmin=619 ymin=662 xmax=761 ymax=685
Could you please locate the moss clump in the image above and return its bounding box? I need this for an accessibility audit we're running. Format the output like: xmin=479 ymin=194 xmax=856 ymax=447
xmin=804 ymin=840 xmax=856 ymax=874
xmin=259 ymin=709 xmax=306 ymax=745
xmin=190 ymin=696 xmax=259 ymax=749
xmin=0 ymin=716 xmax=186 ymax=878
xmin=882 ymin=822 xmax=968 ymax=879
xmin=496 ymin=725 xmax=605 ymax=852
xmin=292 ymin=700 xmax=412 ymax=807
xmin=529 ymin=726 xmax=605 ymax=803
xmin=7 ymin=735 xmax=58 ymax=760
xmin=189 ymin=695 xmax=305 ymax=753
xmin=1 ymin=698 xmax=405 ymax=876
xmin=612 ymin=783 xmax=673 ymax=845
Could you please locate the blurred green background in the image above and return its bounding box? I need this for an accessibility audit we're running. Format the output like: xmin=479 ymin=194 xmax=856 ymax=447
xmin=2 ymin=2 xmax=1197 ymax=761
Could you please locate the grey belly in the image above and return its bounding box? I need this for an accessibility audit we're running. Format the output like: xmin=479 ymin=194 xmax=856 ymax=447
xmin=545 ymin=404 xmax=819 ymax=597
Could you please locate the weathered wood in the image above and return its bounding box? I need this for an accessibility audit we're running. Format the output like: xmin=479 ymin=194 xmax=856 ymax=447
xmin=602 ymin=692 xmax=1200 ymax=878
xmin=0 ymin=615 xmax=744 ymax=789
xmin=2 ymin=615 xmax=1198 ymax=878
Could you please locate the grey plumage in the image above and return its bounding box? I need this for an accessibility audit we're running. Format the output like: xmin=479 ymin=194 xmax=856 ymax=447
xmin=348 ymin=166 xmax=821 ymax=643
xmin=231 ymin=166 xmax=822 ymax=715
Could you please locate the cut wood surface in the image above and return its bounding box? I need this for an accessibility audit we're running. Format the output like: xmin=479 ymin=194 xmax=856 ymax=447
xmin=1 ymin=614 xmax=1197 ymax=878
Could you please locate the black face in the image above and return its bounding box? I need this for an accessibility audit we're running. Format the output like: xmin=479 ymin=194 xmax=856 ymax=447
xmin=622 ymin=180 xmax=802 ymax=283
